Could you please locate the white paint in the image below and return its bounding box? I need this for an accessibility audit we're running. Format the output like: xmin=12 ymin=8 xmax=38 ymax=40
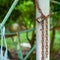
xmin=20 ymin=43 xmax=31 ymax=48
xmin=36 ymin=0 xmax=50 ymax=60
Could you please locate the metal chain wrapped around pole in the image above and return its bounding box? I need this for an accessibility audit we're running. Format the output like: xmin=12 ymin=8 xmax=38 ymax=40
xmin=35 ymin=0 xmax=50 ymax=59
xmin=46 ymin=18 xmax=48 ymax=57
xmin=41 ymin=21 xmax=44 ymax=60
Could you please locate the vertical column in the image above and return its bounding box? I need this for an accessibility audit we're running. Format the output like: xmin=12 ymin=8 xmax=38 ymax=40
xmin=36 ymin=0 xmax=50 ymax=60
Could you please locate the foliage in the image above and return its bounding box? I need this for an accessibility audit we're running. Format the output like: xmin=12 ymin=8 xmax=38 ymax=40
xmin=50 ymin=0 xmax=60 ymax=29
xmin=50 ymin=0 xmax=60 ymax=55
xmin=16 ymin=0 xmax=35 ymax=28
xmin=0 ymin=0 xmax=60 ymax=53
xmin=0 ymin=0 xmax=35 ymax=29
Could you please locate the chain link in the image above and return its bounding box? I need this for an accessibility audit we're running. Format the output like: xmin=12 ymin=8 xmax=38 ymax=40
xmin=46 ymin=20 xmax=48 ymax=57
xmin=42 ymin=21 xmax=44 ymax=60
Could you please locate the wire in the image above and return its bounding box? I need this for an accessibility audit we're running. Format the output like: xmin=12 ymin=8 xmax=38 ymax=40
xmin=51 ymin=0 xmax=60 ymax=5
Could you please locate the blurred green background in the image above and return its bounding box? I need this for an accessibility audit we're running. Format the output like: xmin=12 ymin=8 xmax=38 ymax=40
xmin=0 ymin=0 xmax=60 ymax=60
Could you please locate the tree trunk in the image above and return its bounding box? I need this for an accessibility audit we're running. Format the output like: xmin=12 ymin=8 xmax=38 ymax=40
xmin=50 ymin=28 xmax=55 ymax=60
xmin=50 ymin=28 xmax=55 ymax=52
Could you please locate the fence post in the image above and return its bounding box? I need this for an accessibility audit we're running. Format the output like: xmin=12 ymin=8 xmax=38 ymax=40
xmin=36 ymin=0 xmax=50 ymax=60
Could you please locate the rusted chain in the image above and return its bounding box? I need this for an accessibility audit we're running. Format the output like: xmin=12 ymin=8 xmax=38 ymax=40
xmin=41 ymin=21 xmax=44 ymax=60
xmin=35 ymin=0 xmax=50 ymax=21
xmin=36 ymin=14 xmax=50 ymax=23
xmin=46 ymin=18 xmax=48 ymax=57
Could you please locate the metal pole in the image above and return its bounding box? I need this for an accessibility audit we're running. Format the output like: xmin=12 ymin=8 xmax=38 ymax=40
xmin=51 ymin=0 xmax=60 ymax=5
xmin=36 ymin=0 xmax=50 ymax=60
